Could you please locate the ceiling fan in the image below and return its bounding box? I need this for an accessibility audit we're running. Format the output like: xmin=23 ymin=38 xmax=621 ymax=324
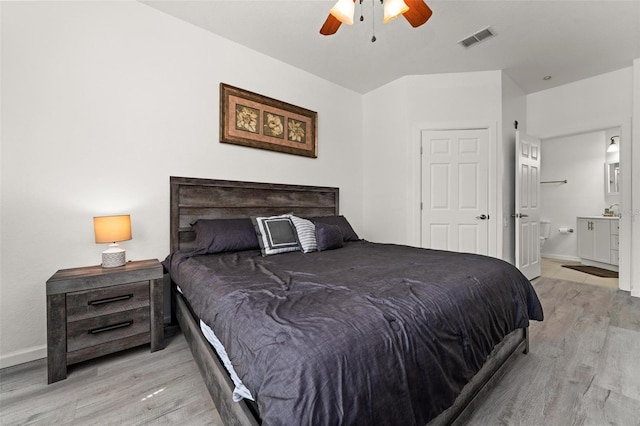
xmin=320 ymin=0 xmax=433 ymax=36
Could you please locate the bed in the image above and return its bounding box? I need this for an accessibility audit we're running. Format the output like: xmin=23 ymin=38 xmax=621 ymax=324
xmin=165 ymin=176 xmax=543 ymax=426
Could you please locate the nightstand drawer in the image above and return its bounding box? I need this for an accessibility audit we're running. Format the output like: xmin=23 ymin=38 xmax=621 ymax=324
xmin=66 ymin=281 xmax=150 ymax=322
xmin=67 ymin=307 xmax=150 ymax=352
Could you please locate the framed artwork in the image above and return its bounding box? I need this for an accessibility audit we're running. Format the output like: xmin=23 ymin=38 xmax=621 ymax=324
xmin=220 ymin=83 xmax=318 ymax=158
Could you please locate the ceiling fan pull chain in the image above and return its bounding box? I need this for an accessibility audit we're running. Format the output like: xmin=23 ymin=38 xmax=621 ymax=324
xmin=371 ymin=0 xmax=377 ymax=42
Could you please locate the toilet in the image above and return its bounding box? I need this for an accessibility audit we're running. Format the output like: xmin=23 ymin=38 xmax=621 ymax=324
xmin=540 ymin=220 xmax=551 ymax=248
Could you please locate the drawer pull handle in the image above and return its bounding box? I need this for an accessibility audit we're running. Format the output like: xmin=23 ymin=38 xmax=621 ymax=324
xmin=89 ymin=321 xmax=133 ymax=335
xmin=88 ymin=294 xmax=133 ymax=306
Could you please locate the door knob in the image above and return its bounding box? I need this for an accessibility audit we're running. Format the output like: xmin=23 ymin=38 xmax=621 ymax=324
xmin=476 ymin=214 xmax=488 ymax=220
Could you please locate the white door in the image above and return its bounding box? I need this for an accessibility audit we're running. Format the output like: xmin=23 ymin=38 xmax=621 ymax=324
xmin=421 ymin=129 xmax=489 ymax=255
xmin=515 ymin=131 xmax=541 ymax=279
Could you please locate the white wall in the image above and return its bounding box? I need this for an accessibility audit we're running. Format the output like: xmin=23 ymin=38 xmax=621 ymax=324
xmin=0 ymin=2 xmax=363 ymax=367
xmin=527 ymin=67 xmax=635 ymax=292
xmin=361 ymin=77 xmax=409 ymax=245
xmin=540 ymin=130 xmax=614 ymax=261
xmin=528 ymin=68 xmax=633 ymax=139
xmin=362 ymin=71 xmax=504 ymax=254
xmin=501 ymin=73 xmax=527 ymax=264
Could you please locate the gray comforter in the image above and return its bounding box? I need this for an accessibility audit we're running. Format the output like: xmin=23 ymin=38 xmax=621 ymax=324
xmin=165 ymin=241 xmax=543 ymax=426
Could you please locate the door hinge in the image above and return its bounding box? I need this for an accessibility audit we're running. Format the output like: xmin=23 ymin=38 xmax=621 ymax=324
xmin=420 ymin=202 xmax=423 ymax=210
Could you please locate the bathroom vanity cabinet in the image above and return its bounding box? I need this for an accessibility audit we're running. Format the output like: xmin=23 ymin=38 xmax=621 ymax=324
xmin=577 ymin=217 xmax=619 ymax=271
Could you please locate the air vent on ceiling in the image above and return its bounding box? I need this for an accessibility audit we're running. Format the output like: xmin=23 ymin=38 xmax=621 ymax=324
xmin=458 ymin=27 xmax=495 ymax=48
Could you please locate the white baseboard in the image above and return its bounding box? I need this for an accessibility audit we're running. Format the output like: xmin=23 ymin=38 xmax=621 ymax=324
xmin=541 ymin=253 xmax=581 ymax=262
xmin=0 ymin=346 xmax=46 ymax=369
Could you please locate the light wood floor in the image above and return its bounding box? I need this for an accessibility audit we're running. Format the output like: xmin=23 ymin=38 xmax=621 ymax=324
xmin=466 ymin=277 xmax=640 ymax=425
xmin=2 ymin=277 xmax=639 ymax=425
xmin=0 ymin=333 xmax=222 ymax=425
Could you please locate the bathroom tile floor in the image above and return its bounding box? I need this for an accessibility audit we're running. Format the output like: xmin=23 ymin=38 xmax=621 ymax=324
xmin=540 ymin=257 xmax=619 ymax=290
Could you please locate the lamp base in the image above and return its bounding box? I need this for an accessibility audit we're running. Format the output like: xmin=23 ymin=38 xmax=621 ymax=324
xmin=102 ymin=244 xmax=126 ymax=268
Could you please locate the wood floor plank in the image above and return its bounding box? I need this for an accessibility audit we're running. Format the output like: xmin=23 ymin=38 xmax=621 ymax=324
xmin=595 ymin=326 xmax=640 ymax=402
xmin=0 ymin=334 xmax=218 ymax=425
xmin=2 ymin=277 xmax=639 ymax=425
xmin=609 ymin=291 xmax=640 ymax=332
xmin=466 ymin=277 xmax=640 ymax=426
xmin=575 ymin=383 xmax=640 ymax=426
xmin=466 ymin=352 xmax=551 ymax=425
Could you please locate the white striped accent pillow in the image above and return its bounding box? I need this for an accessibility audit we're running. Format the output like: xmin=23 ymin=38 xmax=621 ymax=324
xmin=289 ymin=215 xmax=317 ymax=253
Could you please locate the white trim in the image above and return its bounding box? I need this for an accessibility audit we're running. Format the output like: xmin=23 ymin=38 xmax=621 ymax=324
xmin=533 ymin=119 xmax=628 ymax=140
xmin=541 ymin=253 xmax=581 ymax=263
xmin=0 ymin=346 xmax=46 ymax=369
xmin=538 ymin=120 xmax=632 ymax=293
xmin=618 ymin=119 xmax=632 ymax=292
xmin=632 ymin=58 xmax=640 ymax=298
xmin=410 ymin=121 xmax=499 ymax=258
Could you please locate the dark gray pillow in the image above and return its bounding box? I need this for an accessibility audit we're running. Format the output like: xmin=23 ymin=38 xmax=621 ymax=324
xmin=192 ymin=218 xmax=259 ymax=254
xmin=310 ymin=215 xmax=359 ymax=242
xmin=251 ymin=215 xmax=301 ymax=256
xmin=316 ymin=223 xmax=344 ymax=251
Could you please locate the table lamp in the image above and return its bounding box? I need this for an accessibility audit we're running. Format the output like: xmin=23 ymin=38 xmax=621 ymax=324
xmin=93 ymin=215 xmax=132 ymax=267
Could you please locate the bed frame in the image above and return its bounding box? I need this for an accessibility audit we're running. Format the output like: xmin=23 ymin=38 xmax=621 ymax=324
xmin=169 ymin=176 xmax=529 ymax=426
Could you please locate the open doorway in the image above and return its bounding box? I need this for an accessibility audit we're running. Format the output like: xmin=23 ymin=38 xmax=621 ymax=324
xmin=538 ymin=128 xmax=620 ymax=289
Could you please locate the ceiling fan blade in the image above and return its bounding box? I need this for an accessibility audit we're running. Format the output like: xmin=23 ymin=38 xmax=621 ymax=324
xmin=320 ymin=13 xmax=342 ymax=35
xmin=402 ymin=0 xmax=433 ymax=28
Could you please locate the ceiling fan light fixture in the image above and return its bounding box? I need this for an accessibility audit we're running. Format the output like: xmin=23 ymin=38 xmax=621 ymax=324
xmin=320 ymin=0 xmax=431 ymax=37
xmin=607 ymin=136 xmax=619 ymax=153
xmin=330 ymin=0 xmax=356 ymax=25
xmin=383 ymin=0 xmax=409 ymax=23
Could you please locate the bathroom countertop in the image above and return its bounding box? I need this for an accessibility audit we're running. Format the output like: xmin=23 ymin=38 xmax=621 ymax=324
xmin=577 ymin=216 xmax=619 ymax=220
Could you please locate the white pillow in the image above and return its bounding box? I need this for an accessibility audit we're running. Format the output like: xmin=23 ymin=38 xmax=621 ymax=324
xmin=251 ymin=215 xmax=300 ymax=256
xmin=289 ymin=215 xmax=317 ymax=253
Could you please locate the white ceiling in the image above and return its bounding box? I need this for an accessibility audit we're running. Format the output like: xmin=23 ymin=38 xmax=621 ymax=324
xmin=142 ymin=0 xmax=640 ymax=94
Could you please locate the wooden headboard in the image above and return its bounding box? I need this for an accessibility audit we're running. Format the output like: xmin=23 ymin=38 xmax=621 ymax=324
xmin=170 ymin=177 xmax=339 ymax=253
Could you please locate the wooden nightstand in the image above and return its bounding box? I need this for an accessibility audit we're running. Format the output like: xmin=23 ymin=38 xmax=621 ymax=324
xmin=46 ymin=259 xmax=164 ymax=384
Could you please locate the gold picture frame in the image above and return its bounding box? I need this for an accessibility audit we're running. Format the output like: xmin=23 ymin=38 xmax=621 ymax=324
xmin=220 ymin=83 xmax=318 ymax=158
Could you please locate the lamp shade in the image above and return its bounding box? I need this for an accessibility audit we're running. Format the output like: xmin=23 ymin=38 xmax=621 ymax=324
xmin=330 ymin=0 xmax=355 ymax=25
xmin=607 ymin=137 xmax=619 ymax=153
xmin=383 ymin=0 xmax=409 ymax=23
xmin=94 ymin=215 xmax=132 ymax=244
